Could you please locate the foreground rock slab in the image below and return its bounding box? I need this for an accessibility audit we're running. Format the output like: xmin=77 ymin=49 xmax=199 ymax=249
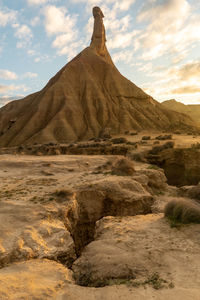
xmin=0 ymin=201 xmax=76 ymax=267
xmin=0 ymin=259 xmax=73 ymax=300
xmin=72 ymin=214 xmax=200 ymax=297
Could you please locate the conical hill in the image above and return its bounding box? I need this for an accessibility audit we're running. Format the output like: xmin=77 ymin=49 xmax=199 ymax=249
xmin=0 ymin=7 xmax=198 ymax=147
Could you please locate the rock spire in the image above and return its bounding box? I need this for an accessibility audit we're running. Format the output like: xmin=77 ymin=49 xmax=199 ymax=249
xmin=90 ymin=6 xmax=107 ymax=56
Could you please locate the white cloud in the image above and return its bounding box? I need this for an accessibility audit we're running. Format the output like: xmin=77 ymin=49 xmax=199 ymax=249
xmin=42 ymin=5 xmax=84 ymax=59
xmin=0 ymin=8 xmax=17 ymax=26
xmin=27 ymin=49 xmax=37 ymax=56
xmin=135 ymin=0 xmax=193 ymax=60
xmin=30 ymin=16 xmax=40 ymax=26
xmin=112 ymin=49 xmax=134 ymax=64
xmin=23 ymin=72 xmax=38 ymax=78
xmin=52 ymin=33 xmax=76 ymax=49
xmin=14 ymin=24 xmax=33 ymax=48
xmin=0 ymin=84 xmax=28 ymax=94
xmin=0 ymin=69 xmax=18 ymax=80
xmin=107 ymin=31 xmax=138 ymax=50
xmin=15 ymin=24 xmax=32 ymax=39
xmin=27 ymin=0 xmax=51 ymax=5
xmin=34 ymin=57 xmax=41 ymax=62
xmin=43 ymin=5 xmax=77 ymax=36
xmin=141 ymin=59 xmax=200 ymax=104
xmin=71 ymin=0 xmax=135 ymax=11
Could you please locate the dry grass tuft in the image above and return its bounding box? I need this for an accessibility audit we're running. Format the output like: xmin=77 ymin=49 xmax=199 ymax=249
xmin=164 ymin=199 xmax=200 ymax=224
xmin=111 ymin=158 xmax=135 ymax=176
xmin=53 ymin=189 xmax=74 ymax=202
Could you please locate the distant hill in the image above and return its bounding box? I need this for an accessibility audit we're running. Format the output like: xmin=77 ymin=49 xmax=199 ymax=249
xmin=162 ymin=99 xmax=200 ymax=125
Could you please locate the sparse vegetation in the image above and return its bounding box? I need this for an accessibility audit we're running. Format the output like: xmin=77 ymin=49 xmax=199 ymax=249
xmin=191 ymin=142 xmax=200 ymax=149
xmin=142 ymin=136 xmax=151 ymax=140
xmin=53 ymin=189 xmax=74 ymax=201
xmin=111 ymin=158 xmax=135 ymax=176
xmin=111 ymin=137 xmax=127 ymax=144
xmin=155 ymin=134 xmax=172 ymax=140
xmin=149 ymin=141 xmax=174 ymax=154
xmin=164 ymin=199 xmax=200 ymax=224
xmin=74 ymin=267 xmax=173 ymax=290
xmin=147 ymin=164 xmax=160 ymax=170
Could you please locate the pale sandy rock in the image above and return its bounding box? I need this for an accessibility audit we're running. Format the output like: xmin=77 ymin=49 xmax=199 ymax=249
xmin=0 ymin=201 xmax=76 ymax=267
xmin=72 ymin=214 xmax=200 ymax=298
xmin=137 ymin=168 xmax=167 ymax=192
xmin=0 ymin=259 xmax=73 ymax=300
xmin=57 ymin=284 xmax=200 ymax=300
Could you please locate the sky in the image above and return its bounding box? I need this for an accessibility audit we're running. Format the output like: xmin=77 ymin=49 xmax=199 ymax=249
xmin=0 ymin=0 xmax=200 ymax=107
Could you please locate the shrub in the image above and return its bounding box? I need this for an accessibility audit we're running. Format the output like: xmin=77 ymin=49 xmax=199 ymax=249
xmin=111 ymin=158 xmax=135 ymax=176
xmin=164 ymin=199 xmax=200 ymax=224
xmin=191 ymin=142 xmax=200 ymax=149
xmin=155 ymin=134 xmax=172 ymax=140
xmin=142 ymin=136 xmax=151 ymax=140
xmin=53 ymin=189 xmax=74 ymax=202
xmin=149 ymin=141 xmax=174 ymax=154
xmin=111 ymin=137 xmax=127 ymax=144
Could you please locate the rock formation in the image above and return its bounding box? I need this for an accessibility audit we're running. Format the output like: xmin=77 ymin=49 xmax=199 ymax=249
xmin=0 ymin=7 xmax=198 ymax=146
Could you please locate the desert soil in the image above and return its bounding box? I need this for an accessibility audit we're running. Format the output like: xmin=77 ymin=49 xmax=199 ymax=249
xmin=0 ymin=133 xmax=200 ymax=300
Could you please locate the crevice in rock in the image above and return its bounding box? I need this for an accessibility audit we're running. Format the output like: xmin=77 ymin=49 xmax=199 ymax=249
xmin=62 ymin=190 xmax=153 ymax=257
xmin=146 ymin=148 xmax=200 ymax=187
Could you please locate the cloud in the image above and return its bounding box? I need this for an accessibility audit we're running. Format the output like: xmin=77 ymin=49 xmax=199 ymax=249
xmin=30 ymin=16 xmax=40 ymax=26
xmin=71 ymin=0 xmax=135 ymax=11
xmin=23 ymin=72 xmax=38 ymax=78
xmin=170 ymin=86 xmax=200 ymax=94
xmin=0 ymin=8 xmax=17 ymax=26
xmin=15 ymin=24 xmax=32 ymax=39
xmin=43 ymin=5 xmax=77 ymax=36
xmin=141 ymin=58 xmax=200 ymax=104
xmin=0 ymin=69 xmax=18 ymax=80
xmin=27 ymin=0 xmax=54 ymax=5
xmin=27 ymin=49 xmax=37 ymax=56
xmin=42 ymin=5 xmax=85 ymax=59
xmin=0 ymin=84 xmax=28 ymax=94
xmin=175 ymin=61 xmax=200 ymax=80
xmin=52 ymin=33 xmax=76 ymax=48
xmin=14 ymin=24 xmax=33 ymax=48
xmin=112 ymin=49 xmax=134 ymax=64
xmin=135 ymin=0 xmax=193 ymax=60
xmin=107 ymin=31 xmax=138 ymax=50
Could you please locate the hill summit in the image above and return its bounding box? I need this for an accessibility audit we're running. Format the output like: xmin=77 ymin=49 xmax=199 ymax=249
xmin=0 ymin=7 xmax=197 ymax=146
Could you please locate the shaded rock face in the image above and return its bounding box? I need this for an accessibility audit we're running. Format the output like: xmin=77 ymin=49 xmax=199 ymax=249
xmin=147 ymin=148 xmax=200 ymax=186
xmin=0 ymin=9 xmax=198 ymax=147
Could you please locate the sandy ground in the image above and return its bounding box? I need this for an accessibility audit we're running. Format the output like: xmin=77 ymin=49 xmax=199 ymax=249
xmin=0 ymin=135 xmax=200 ymax=299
